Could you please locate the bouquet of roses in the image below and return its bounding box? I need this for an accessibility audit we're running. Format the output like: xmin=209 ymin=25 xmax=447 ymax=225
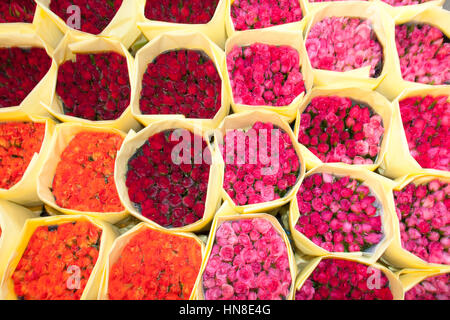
xmin=381 ymin=0 xmax=439 ymax=7
xmin=404 ymin=273 xmax=449 ymax=300
xmin=0 ymin=0 xmax=36 ymax=23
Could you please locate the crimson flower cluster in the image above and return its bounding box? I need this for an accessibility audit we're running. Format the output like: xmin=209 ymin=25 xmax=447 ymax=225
xmin=0 ymin=0 xmax=35 ymax=23
xmin=295 ymin=173 xmax=384 ymax=253
xmin=145 ymin=0 xmax=219 ymax=24
xmin=57 ymin=52 xmax=130 ymax=121
xmin=298 ymin=96 xmax=384 ymax=165
xmin=140 ymin=50 xmax=222 ymax=119
xmin=49 ymin=0 xmax=123 ymax=34
xmin=126 ymin=130 xmax=211 ymax=228
xmin=295 ymin=259 xmax=394 ymax=300
xmin=227 ymin=43 xmax=305 ymax=106
xmin=399 ymin=95 xmax=449 ymax=171
xmin=394 ymin=179 xmax=449 ymax=265
xmin=405 ymin=274 xmax=449 ymax=300
xmin=0 ymin=47 xmax=51 ymax=109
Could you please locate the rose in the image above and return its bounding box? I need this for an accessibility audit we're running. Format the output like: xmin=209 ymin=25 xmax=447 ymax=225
xmin=145 ymin=0 xmax=219 ymax=24
xmin=0 ymin=0 xmax=36 ymax=23
xmin=405 ymin=274 xmax=449 ymax=300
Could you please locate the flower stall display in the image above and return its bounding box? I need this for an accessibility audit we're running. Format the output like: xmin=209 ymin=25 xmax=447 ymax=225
xmin=131 ymin=31 xmax=229 ymax=129
xmin=115 ymin=120 xmax=223 ymax=232
xmin=98 ymin=223 xmax=204 ymax=300
xmin=35 ymin=0 xmax=140 ymax=48
xmin=289 ymin=164 xmax=395 ymax=264
xmin=37 ymin=123 xmax=127 ymax=224
xmin=224 ymin=30 xmax=313 ymax=122
xmin=400 ymin=269 xmax=450 ymax=300
xmin=137 ymin=0 xmax=226 ymax=48
xmin=197 ymin=204 xmax=297 ymax=300
xmin=378 ymin=7 xmax=449 ymax=100
xmin=0 ymin=200 xmax=36 ymax=284
xmin=304 ymin=2 xmax=393 ymax=90
xmin=0 ymin=112 xmax=55 ymax=206
xmin=294 ymin=257 xmax=403 ymax=300
xmin=0 ymin=215 xmax=117 ymax=300
xmin=294 ymin=87 xmax=393 ymax=171
xmin=0 ymin=0 xmax=36 ymax=24
xmin=41 ymin=33 xmax=140 ymax=132
xmin=214 ymin=110 xmax=305 ymax=213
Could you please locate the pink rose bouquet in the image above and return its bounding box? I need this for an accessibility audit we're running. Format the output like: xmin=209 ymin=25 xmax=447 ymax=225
xmin=381 ymin=0 xmax=436 ymax=6
xmin=405 ymin=273 xmax=449 ymax=300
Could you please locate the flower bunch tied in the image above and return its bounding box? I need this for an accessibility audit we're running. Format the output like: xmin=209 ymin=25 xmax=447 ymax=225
xmin=52 ymin=131 xmax=124 ymax=213
xmin=399 ymin=94 xmax=449 ymax=171
xmin=295 ymin=173 xmax=384 ymax=253
xmin=306 ymin=17 xmax=383 ymax=77
xmin=0 ymin=47 xmax=51 ymax=108
xmin=126 ymin=130 xmax=211 ymax=228
xmin=57 ymin=52 xmax=130 ymax=121
xmin=298 ymin=96 xmax=385 ymax=165
xmin=140 ymin=49 xmax=221 ymax=119
xmin=0 ymin=0 xmax=36 ymax=23
xmin=202 ymin=218 xmax=292 ymax=300
xmin=12 ymin=221 xmax=102 ymax=300
xmin=395 ymin=23 xmax=449 ymax=85
xmin=405 ymin=273 xmax=449 ymax=300
xmin=394 ymin=179 xmax=449 ymax=265
xmin=295 ymin=259 xmax=394 ymax=300
xmin=227 ymin=43 xmax=305 ymax=106
xmin=108 ymin=227 xmax=202 ymax=300
xmin=230 ymin=0 xmax=302 ymax=31
xmin=145 ymin=0 xmax=219 ymax=24
xmin=0 ymin=122 xmax=45 ymax=190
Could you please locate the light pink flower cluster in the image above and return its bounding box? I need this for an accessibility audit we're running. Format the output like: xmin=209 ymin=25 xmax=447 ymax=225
xmin=405 ymin=274 xmax=449 ymax=300
xmin=231 ymin=0 xmax=302 ymax=31
xmin=202 ymin=218 xmax=292 ymax=300
xmin=381 ymin=0 xmax=435 ymax=6
xmin=306 ymin=17 xmax=383 ymax=77
xmin=395 ymin=24 xmax=450 ymax=85
xmin=394 ymin=179 xmax=449 ymax=265
xmin=227 ymin=43 xmax=306 ymax=106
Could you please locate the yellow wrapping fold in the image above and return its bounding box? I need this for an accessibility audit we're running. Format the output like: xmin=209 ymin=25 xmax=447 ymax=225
xmin=130 ymin=31 xmax=230 ymax=130
xmin=114 ymin=120 xmax=224 ymax=233
xmin=304 ymin=2 xmax=394 ymax=90
xmin=213 ymin=110 xmax=306 ymax=214
xmin=225 ymin=0 xmax=309 ymax=38
xmin=377 ymin=7 xmax=450 ymax=100
xmin=0 ymin=112 xmax=56 ymax=207
xmin=0 ymin=215 xmax=118 ymax=300
xmin=136 ymin=0 xmax=227 ymax=48
xmin=294 ymin=255 xmax=404 ymax=300
xmin=0 ymin=200 xmax=37 ymax=284
xmin=398 ymin=268 xmax=450 ymax=297
xmin=194 ymin=202 xmax=298 ymax=300
xmin=98 ymin=222 xmax=206 ymax=300
xmin=40 ymin=32 xmax=141 ymax=132
xmin=383 ymin=171 xmax=450 ymax=270
xmin=35 ymin=0 xmax=141 ymax=49
xmin=293 ymin=87 xmax=394 ymax=172
xmin=379 ymin=87 xmax=449 ymax=179
xmin=373 ymin=0 xmax=445 ymax=19
xmin=37 ymin=122 xmax=129 ymax=224
xmin=289 ymin=163 xmax=396 ymax=265
xmin=224 ymin=29 xmax=314 ymax=123
xmin=0 ymin=25 xmax=57 ymax=117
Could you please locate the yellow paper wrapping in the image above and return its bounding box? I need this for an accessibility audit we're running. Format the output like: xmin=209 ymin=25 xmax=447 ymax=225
xmin=0 ymin=112 xmax=56 ymax=207
xmin=0 ymin=24 xmax=57 ymax=117
xmin=0 ymin=215 xmax=118 ymax=300
xmin=398 ymin=267 xmax=450 ymax=298
xmin=378 ymin=87 xmax=449 ymax=179
xmin=136 ymin=0 xmax=227 ymax=49
xmin=130 ymin=31 xmax=230 ymax=130
xmin=304 ymin=2 xmax=394 ymax=90
xmin=98 ymin=222 xmax=206 ymax=300
xmin=115 ymin=120 xmax=224 ymax=233
xmin=294 ymin=255 xmax=404 ymax=300
xmin=383 ymin=171 xmax=450 ymax=270
xmin=35 ymin=0 xmax=141 ymax=49
xmin=40 ymin=32 xmax=141 ymax=132
xmin=37 ymin=122 xmax=129 ymax=224
xmin=293 ymin=86 xmax=394 ymax=172
xmin=0 ymin=200 xmax=37 ymax=284
xmin=194 ymin=202 xmax=298 ymax=300
xmin=373 ymin=0 xmax=445 ymax=18
xmin=224 ymin=29 xmax=314 ymax=123
xmin=225 ymin=0 xmax=309 ymax=38
xmin=289 ymin=163 xmax=396 ymax=265
xmin=377 ymin=7 xmax=450 ymax=100
xmin=213 ymin=110 xmax=306 ymax=214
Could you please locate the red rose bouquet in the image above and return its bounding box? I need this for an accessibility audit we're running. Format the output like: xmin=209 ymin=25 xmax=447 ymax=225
xmin=0 ymin=0 xmax=36 ymax=23
xmin=144 ymin=0 xmax=219 ymax=24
